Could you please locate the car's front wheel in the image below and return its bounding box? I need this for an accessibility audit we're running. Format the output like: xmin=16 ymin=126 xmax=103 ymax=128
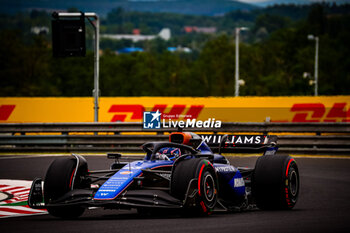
xmin=171 ymin=158 xmax=218 ymax=215
xmin=44 ymin=157 xmax=86 ymax=218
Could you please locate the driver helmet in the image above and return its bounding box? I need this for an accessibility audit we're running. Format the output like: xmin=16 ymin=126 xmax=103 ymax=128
xmin=155 ymin=147 xmax=181 ymax=161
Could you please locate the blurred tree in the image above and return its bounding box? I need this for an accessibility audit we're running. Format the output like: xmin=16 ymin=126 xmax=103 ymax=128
xmin=307 ymin=4 xmax=327 ymax=35
xmin=1 ymin=5 xmax=350 ymax=97
xmin=193 ymin=35 xmax=235 ymax=96
xmin=254 ymin=14 xmax=292 ymax=34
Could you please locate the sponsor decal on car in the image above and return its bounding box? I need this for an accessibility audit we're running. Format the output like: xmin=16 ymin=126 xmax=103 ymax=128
xmin=201 ymin=135 xmax=265 ymax=144
xmin=215 ymin=166 xmax=236 ymax=173
xmin=265 ymin=149 xmax=277 ymax=155
xmin=120 ymin=171 xmax=133 ymax=175
xmin=234 ymin=178 xmax=245 ymax=188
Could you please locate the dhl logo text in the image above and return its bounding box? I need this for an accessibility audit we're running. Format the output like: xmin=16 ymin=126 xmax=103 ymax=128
xmin=0 ymin=105 xmax=15 ymax=121
xmin=290 ymin=103 xmax=350 ymax=122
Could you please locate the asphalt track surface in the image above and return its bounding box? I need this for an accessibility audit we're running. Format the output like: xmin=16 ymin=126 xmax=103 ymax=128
xmin=0 ymin=154 xmax=349 ymax=233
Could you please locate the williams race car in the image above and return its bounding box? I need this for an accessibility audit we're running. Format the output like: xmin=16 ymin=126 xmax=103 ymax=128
xmin=28 ymin=132 xmax=299 ymax=218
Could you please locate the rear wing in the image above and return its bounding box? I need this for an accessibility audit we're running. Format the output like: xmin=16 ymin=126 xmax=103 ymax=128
xmin=199 ymin=134 xmax=278 ymax=154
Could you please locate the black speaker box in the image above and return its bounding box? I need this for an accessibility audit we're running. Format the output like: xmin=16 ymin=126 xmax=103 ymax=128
xmin=52 ymin=17 xmax=86 ymax=57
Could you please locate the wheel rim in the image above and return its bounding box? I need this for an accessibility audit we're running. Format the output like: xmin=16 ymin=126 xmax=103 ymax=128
xmin=289 ymin=170 xmax=298 ymax=196
xmin=203 ymin=174 xmax=215 ymax=202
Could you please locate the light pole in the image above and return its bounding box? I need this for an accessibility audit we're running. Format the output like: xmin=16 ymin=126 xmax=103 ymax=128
xmin=307 ymin=34 xmax=319 ymax=96
xmin=235 ymin=27 xmax=248 ymax=97
xmin=53 ymin=12 xmax=100 ymax=122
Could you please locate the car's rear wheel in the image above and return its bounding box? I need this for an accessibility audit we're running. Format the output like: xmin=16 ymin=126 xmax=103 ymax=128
xmin=44 ymin=157 xmax=86 ymax=218
xmin=171 ymin=158 xmax=217 ymax=215
xmin=252 ymin=154 xmax=299 ymax=210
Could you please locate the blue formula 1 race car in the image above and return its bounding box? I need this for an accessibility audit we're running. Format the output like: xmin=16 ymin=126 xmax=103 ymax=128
xmin=28 ymin=132 xmax=300 ymax=218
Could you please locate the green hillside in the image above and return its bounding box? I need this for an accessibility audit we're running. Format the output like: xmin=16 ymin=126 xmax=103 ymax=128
xmin=1 ymin=3 xmax=350 ymax=96
xmin=0 ymin=0 xmax=257 ymax=16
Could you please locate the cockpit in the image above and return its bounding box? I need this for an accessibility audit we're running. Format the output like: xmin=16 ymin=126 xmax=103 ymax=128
xmin=154 ymin=147 xmax=182 ymax=161
xmin=142 ymin=132 xmax=229 ymax=164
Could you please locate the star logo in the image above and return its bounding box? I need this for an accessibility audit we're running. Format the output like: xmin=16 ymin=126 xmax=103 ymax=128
xmin=151 ymin=110 xmax=162 ymax=122
xmin=143 ymin=111 xmax=161 ymax=129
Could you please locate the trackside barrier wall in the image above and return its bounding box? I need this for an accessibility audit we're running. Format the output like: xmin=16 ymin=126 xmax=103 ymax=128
xmin=1 ymin=96 xmax=349 ymax=123
xmin=0 ymin=122 xmax=349 ymax=155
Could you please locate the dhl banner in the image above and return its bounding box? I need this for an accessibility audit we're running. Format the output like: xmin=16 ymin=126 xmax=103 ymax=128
xmin=0 ymin=96 xmax=349 ymax=123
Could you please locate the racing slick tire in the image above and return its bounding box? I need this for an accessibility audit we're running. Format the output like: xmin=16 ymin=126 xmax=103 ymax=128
xmin=252 ymin=154 xmax=299 ymax=210
xmin=44 ymin=157 xmax=86 ymax=219
xmin=171 ymin=158 xmax=218 ymax=215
